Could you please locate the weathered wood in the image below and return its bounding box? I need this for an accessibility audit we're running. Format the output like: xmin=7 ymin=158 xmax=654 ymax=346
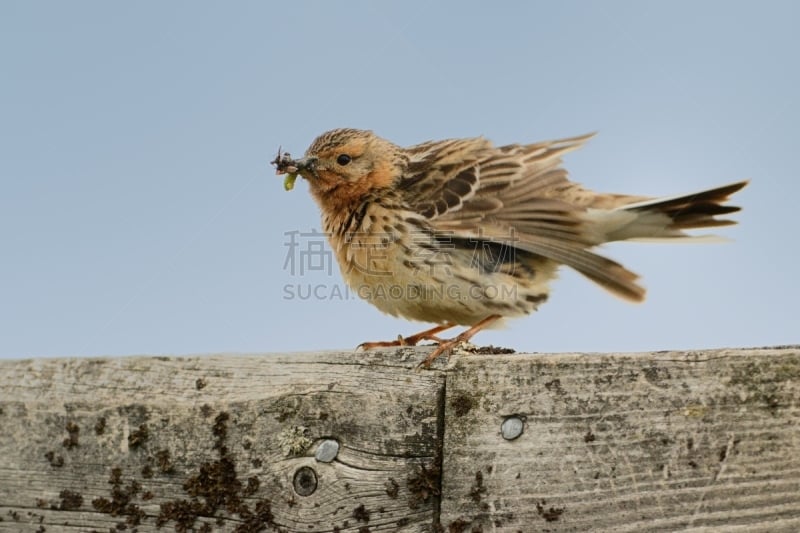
xmin=0 ymin=350 xmax=444 ymax=532
xmin=0 ymin=347 xmax=798 ymax=532
xmin=440 ymin=347 xmax=800 ymax=532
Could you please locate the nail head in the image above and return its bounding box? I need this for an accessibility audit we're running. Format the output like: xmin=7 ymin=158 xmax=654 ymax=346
xmin=501 ymin=416 xmax=524 ymax=440
xmin=315 ymin=439 xmax=339 ymax=463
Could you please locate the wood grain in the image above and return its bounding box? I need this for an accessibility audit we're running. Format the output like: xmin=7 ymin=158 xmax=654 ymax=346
xmin=0 ymin=350 xmax=444 ymax=532
xmin=0 ymin=346 xmax=798 ymax=532
xmin=440 ymin=347 xmax=800 ymax=532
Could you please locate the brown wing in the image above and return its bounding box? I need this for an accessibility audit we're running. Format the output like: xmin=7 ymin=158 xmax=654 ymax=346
xmin=397 ymin=137 xmax=491 ymax=218
xmin=398 ymin=134 xmax=646 ymax=302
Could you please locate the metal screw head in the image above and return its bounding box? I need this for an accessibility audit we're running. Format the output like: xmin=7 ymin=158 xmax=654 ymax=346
xmin=293 ymin=466 xmax=318 ymax=496
xmin=315 ymin=439 xmax=339 ymax=463
xmin=501 ymin=416 xmax=524 ymax=440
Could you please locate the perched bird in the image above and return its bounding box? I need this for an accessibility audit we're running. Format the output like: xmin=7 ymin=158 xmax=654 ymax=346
xmin=272 ymin=128 xmax=747 ymax=367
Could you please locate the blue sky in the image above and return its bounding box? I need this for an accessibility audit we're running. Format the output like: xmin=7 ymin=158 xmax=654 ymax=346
xmin=1 ymin=1 xmax=797 ymax=360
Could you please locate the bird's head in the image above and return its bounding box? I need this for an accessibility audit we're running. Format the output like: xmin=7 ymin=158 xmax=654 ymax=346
xmin=273 ymin=128 xmax=406 ymax=208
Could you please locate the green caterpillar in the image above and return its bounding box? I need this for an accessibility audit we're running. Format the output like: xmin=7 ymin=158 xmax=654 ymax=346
xmin=283 ymin=173 xmax=298 ymax=191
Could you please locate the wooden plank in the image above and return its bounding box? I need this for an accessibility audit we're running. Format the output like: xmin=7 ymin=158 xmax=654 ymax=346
xmin=439 ymin=346 xmax=800 ymax=532
xmin=0 ymin=350 xmax=445 ymax=532
xmin=2 ymin=347 xmax=798 ymax=532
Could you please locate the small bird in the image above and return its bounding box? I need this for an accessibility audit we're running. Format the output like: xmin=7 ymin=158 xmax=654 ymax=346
xmin=272 ymin=128 xmax=747 ymax=368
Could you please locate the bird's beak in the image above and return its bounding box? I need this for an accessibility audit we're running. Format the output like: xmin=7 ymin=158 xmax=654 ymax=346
xmin=271 ymin=150 xmax=318 ymax=178
xmin=271 ymin=150 xmax=319 ymax=191
xmin=289 ymin=156 xmax=318 ymax=178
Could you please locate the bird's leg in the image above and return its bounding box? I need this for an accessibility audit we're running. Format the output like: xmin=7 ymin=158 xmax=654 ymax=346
xmin=357 ymin=323 xmax=457 ymax=351
xmin=416 ymin=314 xmax=503 ymax=369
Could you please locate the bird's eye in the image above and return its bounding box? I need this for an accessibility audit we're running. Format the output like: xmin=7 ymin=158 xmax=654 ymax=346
xmin=336 ymin=154 xmax=352 ymax=166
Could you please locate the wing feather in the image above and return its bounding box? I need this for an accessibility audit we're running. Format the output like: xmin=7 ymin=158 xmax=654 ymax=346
xmin=398 ymin=133 xmax=646 ymax=301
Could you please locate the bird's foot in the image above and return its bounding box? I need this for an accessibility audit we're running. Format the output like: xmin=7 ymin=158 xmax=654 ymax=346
xmin=414 ymin=314 xmax=503 ymax=370
xmin=356 ymin=323 xmax=456 ymax=352
xmin=356 ymin=315 xmax=502 ymax=370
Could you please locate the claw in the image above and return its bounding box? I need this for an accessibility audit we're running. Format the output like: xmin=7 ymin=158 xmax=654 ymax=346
xmin=356 ymin=323 xmax=457 ymax=353
xmin=356 ymin=316 xmax=502 ymax=369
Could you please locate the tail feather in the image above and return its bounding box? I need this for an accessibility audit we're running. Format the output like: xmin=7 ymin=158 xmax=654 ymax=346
xmin=623 ymin=180 xmax=747 ymax=226
xmin=596 ymin=180 xmax=748 ymax=242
